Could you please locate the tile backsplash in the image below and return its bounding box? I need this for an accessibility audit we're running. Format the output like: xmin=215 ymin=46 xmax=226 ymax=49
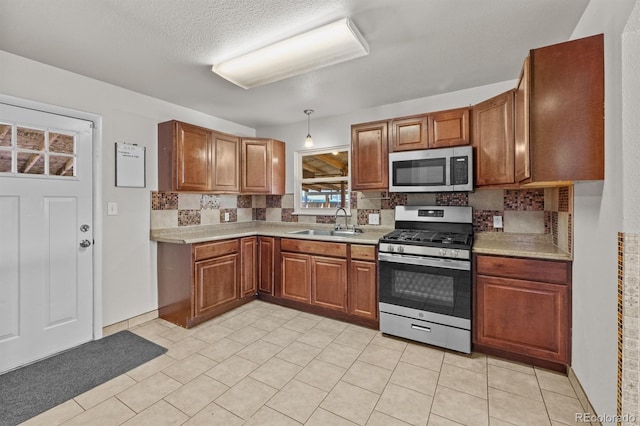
xmin=150 ymin=186 xmax=573 ymax=252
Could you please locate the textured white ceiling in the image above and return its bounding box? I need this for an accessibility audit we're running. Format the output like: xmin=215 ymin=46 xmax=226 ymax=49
xmin=0 ymin=0 xmax=590 ymax=128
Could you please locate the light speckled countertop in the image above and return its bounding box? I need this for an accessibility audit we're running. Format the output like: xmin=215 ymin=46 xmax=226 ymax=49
xmin=150 ymin=221 xmax=392 ymax=245
xmin=472 ymin=232 xmax=572 ymax=261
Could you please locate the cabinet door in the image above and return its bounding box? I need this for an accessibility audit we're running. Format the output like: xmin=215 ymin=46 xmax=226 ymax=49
xmin=351 ymin=121 xmax=388 ymax=190
xmin=281 ymin=252 xmax=311 ymax=303
xmin=349 ymin=260 xmax=377 ymax=320
xmin=211 ymin=131 xmax=240 ymax=192
xmin=474 ymin=275 xmax=569 ymax=363
xmin=175 ymin=122 xmax=211 ymax=191
xmin=240 ymin=237 xmax=257 ymax=297
xmin=429 ymin=108 xmax=470 ymax=148
xmin=530 ymin=34 xmax=604 ymax=181
xmin=390 ymin=115 xmax=429 ymax=152
xmin=194 ymin=253 xmax=239 ymax=317
xmin=311 ymin=256 xmax=347 ymax=312
xmin=241 ymin=139 xmax=271 ymax=193
xmin=472 ymin=91 xmax=515 ymax=186
xmin=514 ymin=57 xmax=531 ymax=182
xmin=258 ymin=237 xmax=275 ymax=294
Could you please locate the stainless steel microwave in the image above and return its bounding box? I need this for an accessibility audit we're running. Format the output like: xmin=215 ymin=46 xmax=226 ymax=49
xmin=389 ymin=146 xmax=473 ymax=192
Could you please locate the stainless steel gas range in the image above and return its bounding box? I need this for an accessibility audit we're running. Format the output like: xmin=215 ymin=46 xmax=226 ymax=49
xmin=378 ymin=205 xmax=473 ymax=353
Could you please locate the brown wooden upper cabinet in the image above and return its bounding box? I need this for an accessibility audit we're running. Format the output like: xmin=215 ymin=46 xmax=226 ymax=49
xmin=211 ymin=130 xmax=240 ymax=193
xmin=389 ymin=108 xmax=470 ymax=152
xmin=429 ymin=107 xmax=470 ymax=148
xmin=351 ymin=120 xmax=389 ymax=190
xmin=158 ymin=120 xmax=212 ymax=192
xmin=514 ymin=56 xmax=530 ymax=183
xmin=240 ymin=138 xmax=285 ymax=194
xmin=472 ymin=91 xmax=515 ymax=187
xmin=390 ymin=115 xmax=429 ymax=152
xmin=519 ymin=34 xmax=604 ymax=183
xmin=158 ymin=120 xmax=286 ymax=194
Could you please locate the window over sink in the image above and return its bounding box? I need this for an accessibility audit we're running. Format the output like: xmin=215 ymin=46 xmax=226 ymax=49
xmin=294 ymin=146 xmax=350 ymax=216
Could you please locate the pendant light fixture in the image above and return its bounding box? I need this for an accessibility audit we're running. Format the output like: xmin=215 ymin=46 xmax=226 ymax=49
xmin=304 ymin=109 xmax=314 ymax=148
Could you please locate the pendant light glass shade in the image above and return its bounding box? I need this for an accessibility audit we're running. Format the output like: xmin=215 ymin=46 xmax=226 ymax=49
xmin=304 ymin=109 xmax=314 ymax=148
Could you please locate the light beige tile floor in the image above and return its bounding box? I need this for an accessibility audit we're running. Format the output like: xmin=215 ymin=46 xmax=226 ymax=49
xmin=24 ymin=300 xmax=594 ymax=426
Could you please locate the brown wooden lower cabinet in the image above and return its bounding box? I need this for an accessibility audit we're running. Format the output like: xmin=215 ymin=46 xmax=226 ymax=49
xmin=240 ymin=237 xmax=257 ymax=297
xmin=257 ymin=236 xmax=275 ymax=294
xmin=157 ymin=238 xmax=255 ymax=328
xmin=281 ymin=252 xmax=312 ymax=303
xmin=157 ymin=236 xmax=378 ymax=329
xmin=473 ymin=254 xmax=571 ymax=371
xmin=311 ymin=256 xmax=348 ymax=312
xmin=272 ymin=238 xmax=378 ymax=328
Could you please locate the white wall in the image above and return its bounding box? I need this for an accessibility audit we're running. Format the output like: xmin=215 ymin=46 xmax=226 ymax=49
xmin=569 ymin=0 xmax=636 ymax=419
xmin=0 ymin=50 xmax=255 ymax=327
xmin=623 ymin=1 xmax=640 ymax=234
xmin=257 ymin=80 xmax=516 ymax=194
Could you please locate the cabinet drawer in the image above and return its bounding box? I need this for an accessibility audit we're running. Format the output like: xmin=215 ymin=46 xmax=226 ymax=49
xmin=194 ymin=239 xmax=239 ymax=261
xmin=281 ymin=238 xmax=347 ymax=257
xmin=475 ymin=255 xmax=569 ymax=285
xmin=351 ymin=244 xmax=376 ymax=261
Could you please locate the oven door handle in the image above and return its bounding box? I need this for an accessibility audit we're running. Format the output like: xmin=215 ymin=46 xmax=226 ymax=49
xmin=378 ymin=252 xmax=471 ymax=271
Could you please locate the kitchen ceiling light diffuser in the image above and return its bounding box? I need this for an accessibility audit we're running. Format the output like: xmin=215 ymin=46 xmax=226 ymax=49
xmin=212 ymin=18 xmax=369 ymax=89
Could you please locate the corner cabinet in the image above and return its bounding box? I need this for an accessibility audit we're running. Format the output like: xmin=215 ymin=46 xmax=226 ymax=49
xmin=472 ymin=91 xmax=515 ymax=187
xmin=158 ymin=121 xmax=212 ymax=192
xmin=240 ymin=138 xmax=285 ymax=194
xmin=157 ymin=239 xmax=255 ymax=328
xmin=351 ymin=120 xmax=389 ymax=190
xmin=520 ymin=34 xmax=604 ymax=183
xmin=473 ymin=254 xmax=571 ymax=371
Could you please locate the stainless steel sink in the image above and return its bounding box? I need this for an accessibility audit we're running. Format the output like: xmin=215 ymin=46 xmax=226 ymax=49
xmin=288 ymin=229 xmax=363 ymax=237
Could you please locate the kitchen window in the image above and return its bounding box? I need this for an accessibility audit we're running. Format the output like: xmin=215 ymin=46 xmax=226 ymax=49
xmin=293 ymin=146 xmax=350 ymax=215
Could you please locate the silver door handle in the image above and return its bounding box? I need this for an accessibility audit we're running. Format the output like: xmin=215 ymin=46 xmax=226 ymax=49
xmin=411 ymin=324 xmax=431 ymax=332
xmin=80 ymin=224 xmax=90 ymax=232
xmin=80 ymin=239 xmax=92 ymax=248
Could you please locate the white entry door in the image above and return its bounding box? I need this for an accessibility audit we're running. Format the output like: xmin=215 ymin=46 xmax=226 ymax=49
xmin=0 ymin=103 xmax=94 ymax=373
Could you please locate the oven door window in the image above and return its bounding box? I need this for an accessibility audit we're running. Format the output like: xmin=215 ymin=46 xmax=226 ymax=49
xmin=392 ymin=157 xmax=446 ymax=187
xmin=379 ymin=260 xmax=470 ymax=320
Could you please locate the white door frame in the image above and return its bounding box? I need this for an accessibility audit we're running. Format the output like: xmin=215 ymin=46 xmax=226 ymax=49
xmin=0 ymin=93 xmax=104 ymax=339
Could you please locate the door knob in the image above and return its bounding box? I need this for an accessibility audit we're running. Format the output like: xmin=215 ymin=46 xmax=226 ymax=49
xmin=80 ymin=224 xmax=90 ymax=232
xmin=80 ymin=239 xmax=92 ymax=248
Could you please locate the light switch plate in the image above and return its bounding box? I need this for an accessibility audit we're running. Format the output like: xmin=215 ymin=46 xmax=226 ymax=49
xmin=368 ymin=213 xmax=380 ymax=225
xmin=224 ymin=212 xmax=230 ymax=222
xmin=493 ymin=215 xmax=503 ymax=228
xmin=107 ymin=202 xmax=118 ymax=216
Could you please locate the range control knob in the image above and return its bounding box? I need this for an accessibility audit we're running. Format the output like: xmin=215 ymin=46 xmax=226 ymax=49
xmin=450 ymin=250 xmax=459 ymax=258
xmin=439 ymin=248 xmax=447 ymax=256
xmin=397 ymin=246 xmax=405 ymax=254
xmin=387 ymin=245 xmax=395 ymax=253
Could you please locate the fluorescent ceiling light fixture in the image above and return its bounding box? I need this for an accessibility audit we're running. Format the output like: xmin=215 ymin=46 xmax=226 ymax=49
xmin=212 ymin=18 xmax=369 ymax=89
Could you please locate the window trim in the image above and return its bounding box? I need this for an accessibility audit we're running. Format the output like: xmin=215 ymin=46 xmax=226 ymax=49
xmin=293 ymin=145 xmax=351 ymax=216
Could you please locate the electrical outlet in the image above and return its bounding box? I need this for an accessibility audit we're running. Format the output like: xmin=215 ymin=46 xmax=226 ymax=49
xmin=368 ymin=213 xmax=380 ymax=225
xmin=107 ymin=202 xmax=118 ymax=216
xmin=224 ymin=212 xmax=230 ymax=222
xmin=493 ymin=215 xmax=503 ymax=228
